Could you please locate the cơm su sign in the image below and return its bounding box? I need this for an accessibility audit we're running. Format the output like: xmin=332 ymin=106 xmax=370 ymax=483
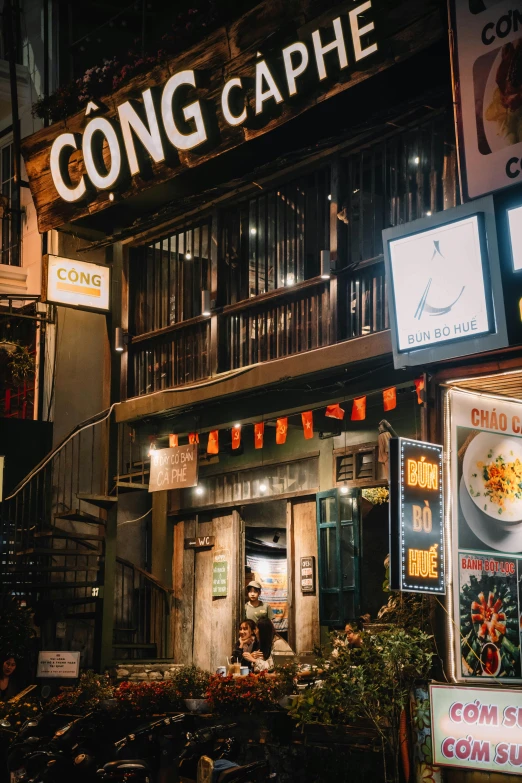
xmin=21 ymin=0 xmax=443 ymax=233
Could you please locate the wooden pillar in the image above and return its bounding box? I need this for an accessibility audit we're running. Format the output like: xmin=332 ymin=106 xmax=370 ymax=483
xmin=94 ymin=241 xmax=123 ymax=672
xmin=151 ymin=490 xmax=172 ymax=587
xmin=328 ymin=157 xmax=340 ymax=344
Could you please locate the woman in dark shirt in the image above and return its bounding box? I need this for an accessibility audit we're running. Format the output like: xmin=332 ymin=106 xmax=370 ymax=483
xmin=0 ymin=656 xmax=19 ymax=702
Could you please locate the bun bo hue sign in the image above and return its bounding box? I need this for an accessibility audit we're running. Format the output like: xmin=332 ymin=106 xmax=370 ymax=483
xmin=431 ymin=684 xmax=522 ymax=774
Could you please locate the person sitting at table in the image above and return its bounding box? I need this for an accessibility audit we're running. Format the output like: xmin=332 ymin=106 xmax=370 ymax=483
xmin=244 ymin=618 xmax=294 ymax=673
xmin=332 ymin=618 xmax=364 ymax=657
xmin=232 ymin=619 xmax=259 ymax=670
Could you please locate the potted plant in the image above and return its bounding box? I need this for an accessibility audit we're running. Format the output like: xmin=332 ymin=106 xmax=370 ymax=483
xmin=171 ymin=666 xmax=211 ymax=713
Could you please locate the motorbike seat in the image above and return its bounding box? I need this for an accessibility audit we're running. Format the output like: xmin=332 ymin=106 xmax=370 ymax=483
xmin=102 ymin=760 xmax=151 ymax=772
xmin=217 ymin=762 xmax=266 ymax=782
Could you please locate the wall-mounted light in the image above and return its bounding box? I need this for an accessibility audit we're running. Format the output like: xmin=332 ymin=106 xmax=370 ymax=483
xmin=250 ymin=227 xmax=257 ymax=235
xmin=115 ymin=326 xmax=125 ymax=352
xmin=195 ymin=485 xmax=204 ymax=496
xmin=259 ymin=480 xmax=267 ymax=494
xmin=340 ymin=483 xmax=349 ymax=495
xmin=286 ymin=274 xmax=295 ymax=286
xmin=320 ymin=249 xmax=331 ymax=280
xmin=201 ymin=289 xmax=211 ymax=317
xmin=185 ymin=251 xmax=192 ymax=260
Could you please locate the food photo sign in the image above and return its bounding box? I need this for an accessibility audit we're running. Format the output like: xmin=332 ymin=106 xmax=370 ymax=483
xmin=447 ymin=386 xmax=522 ymax=682
xmin=450 ymin=0 xmax=522 ymax=199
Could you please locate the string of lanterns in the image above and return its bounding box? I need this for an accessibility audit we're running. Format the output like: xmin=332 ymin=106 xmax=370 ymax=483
xmin=148 ymin=378 xmax=425 ymax=457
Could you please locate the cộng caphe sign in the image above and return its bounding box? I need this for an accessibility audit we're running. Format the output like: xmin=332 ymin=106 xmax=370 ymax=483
xmin=431 ymin=683 xmax=522 ymax=774
xmin=21 ymin=0 xmax=444 ymax=233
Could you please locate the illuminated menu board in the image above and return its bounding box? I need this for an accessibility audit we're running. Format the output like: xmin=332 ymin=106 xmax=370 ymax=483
xmin=389 ymin=437 xmax=445 ymax=594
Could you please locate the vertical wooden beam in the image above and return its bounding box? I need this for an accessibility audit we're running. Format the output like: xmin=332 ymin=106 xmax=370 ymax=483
xmin=286 ymin=500 xmax=296 ymax=654
xmin=151 ymin=490 xmax=172 ymax=587
xmin=210 ymin=209 xmax=220 ymax=375
xmin=94 ymin=241 xmax=123 ymax=672
xmin=120 ymin=245 xmax=129 ymax=401
xmin=329 ymin=158 xmax=340 ymax=344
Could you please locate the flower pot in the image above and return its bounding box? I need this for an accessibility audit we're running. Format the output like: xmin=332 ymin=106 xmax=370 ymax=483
xmin=184 ymin=699 xmax=210 ymax=714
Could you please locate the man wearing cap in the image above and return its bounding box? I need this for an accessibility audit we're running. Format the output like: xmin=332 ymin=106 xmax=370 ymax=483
xmin=244 ymin=580 xmax=274 ymax=623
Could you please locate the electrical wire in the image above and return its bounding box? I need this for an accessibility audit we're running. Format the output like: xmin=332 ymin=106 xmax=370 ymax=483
xmin=117 ymin=507 xmax=152 ymax=525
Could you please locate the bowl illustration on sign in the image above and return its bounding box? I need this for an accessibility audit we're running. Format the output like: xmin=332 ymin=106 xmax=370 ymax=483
xmin=463 ymin=432 xmax=522 ymax=526
xmin=480 ymin=642 xmax=501 ymax=676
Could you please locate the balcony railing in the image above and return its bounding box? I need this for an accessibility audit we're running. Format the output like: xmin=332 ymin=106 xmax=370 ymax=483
xmin=220 ymin=277 xmax=330 ymax=370
xmin=129 ymin=317 xmax=210 ymax=397
xmin=125 ymin=271 xmax=388 ymax=397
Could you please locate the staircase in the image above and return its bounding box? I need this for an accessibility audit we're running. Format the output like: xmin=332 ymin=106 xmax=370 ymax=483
xmin=0 ymin=412 xmax=170 ymax=668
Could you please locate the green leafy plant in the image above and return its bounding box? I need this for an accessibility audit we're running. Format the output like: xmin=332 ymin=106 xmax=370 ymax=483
xmin=170 ymin=665 xmax=210 ymax=699
xmin=289 ymin=627 xmax=434 ymax=783
xmin=47 ymin=670 xmax=114 ymax=712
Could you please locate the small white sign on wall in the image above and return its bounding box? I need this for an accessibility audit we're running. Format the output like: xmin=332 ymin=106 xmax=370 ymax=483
xmin=37 ymin=651 xmax=80 ymax=678
xmin=44 ymin=255 xmax=110 ymax=312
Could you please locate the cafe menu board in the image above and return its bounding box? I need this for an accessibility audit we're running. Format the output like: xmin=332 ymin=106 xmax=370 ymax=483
xmin=448 ymin=387 xmax=522 ymax=681
xmin=212 ymin=553 xmax=228 ymax=598
xmin=389 ymin=437 xmax=445 ymax=594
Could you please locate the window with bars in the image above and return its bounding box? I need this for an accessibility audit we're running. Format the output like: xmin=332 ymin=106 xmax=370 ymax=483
xmin=335 ymin=444 xmax=377 ymax=487
xmin=337 ymin=111 xmax=456 ymax=340
xmin=220 ymin=168 xmax=330 ymax=305
xmin=0 ymin=143 xmax=19 ymax=267
xmin=129 ymin=221 xmax=211 ymax=335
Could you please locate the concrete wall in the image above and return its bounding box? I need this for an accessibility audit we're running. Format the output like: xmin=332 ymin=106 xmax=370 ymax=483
xmin=45 ymin=232 xmax=109 ymax=444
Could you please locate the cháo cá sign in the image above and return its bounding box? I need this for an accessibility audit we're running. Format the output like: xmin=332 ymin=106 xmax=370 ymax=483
xmin=49 ymin=2 xmax=378 ymax=205
xmin=149 ymin=444 xmax=198 ymax=492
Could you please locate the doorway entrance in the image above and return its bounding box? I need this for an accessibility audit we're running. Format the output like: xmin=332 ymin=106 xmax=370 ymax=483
xmin=242 ymin=500 xmax=289 ymax=640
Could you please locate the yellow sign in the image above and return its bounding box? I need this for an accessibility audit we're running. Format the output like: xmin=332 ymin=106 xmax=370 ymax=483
xmin=45 ymin=255 xmax=110 ymax=312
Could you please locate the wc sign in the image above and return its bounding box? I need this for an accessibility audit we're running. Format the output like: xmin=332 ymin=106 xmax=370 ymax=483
xmin=44 ymin=255 xmax=110 ymax=312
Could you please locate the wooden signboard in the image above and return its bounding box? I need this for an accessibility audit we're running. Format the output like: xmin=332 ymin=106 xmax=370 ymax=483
xmin=21 ymin=0 xmax=443 ymax=233
xmin=149 ymin=444 xmax=198 ymax=493
xmin=300 ymin=556 xmax=316 ymax=594
xmin=185 ymin=535 xmax=215 ymax=550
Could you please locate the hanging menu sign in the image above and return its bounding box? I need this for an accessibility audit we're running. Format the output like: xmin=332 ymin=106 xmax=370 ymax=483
xmin=149 ymin=444 xmax=198 ymax=493
xmin=389 ymin=437 xmax=445 ymax=594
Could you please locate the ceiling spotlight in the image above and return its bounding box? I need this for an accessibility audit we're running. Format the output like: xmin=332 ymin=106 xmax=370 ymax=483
xmin=195 ymin=485 xmax=204 ymax=496
xmin=426 ymin=210 xmax=432 ymax=216
xmin=234 ymin=423 xmax=241 ymax=429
